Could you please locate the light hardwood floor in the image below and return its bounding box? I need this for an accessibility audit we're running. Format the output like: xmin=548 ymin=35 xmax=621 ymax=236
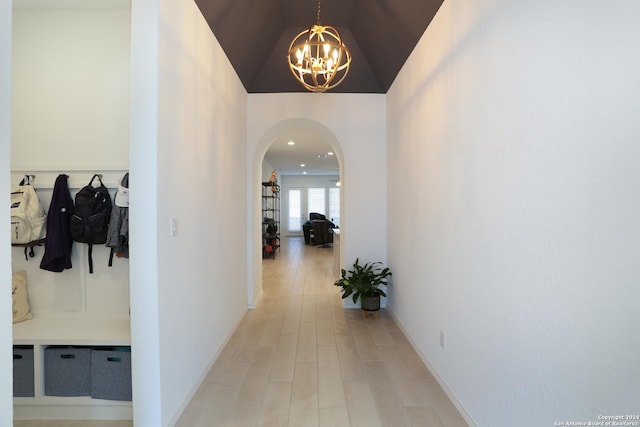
xmin=15 ymin=237 xmax=467 ymax=427
xmin=175 ymin=237 xmax=467 ymax=427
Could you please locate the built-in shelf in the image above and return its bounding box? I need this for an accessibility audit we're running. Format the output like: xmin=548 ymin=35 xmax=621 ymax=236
xmin=13 ymin=314 xmax=132 ymax=420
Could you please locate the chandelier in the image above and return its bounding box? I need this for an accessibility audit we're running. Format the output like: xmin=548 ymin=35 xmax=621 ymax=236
xmin=287 ymin=0 xmax=352 ymax=92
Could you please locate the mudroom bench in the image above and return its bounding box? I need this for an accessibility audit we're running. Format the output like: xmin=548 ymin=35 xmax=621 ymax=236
xmin=13 ymin=314 xmax=133 ymax=420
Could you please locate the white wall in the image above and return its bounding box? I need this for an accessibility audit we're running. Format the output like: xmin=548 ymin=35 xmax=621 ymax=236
xmin=247 ymin=94 xmax=386 ymax=307
xmin=386 ymin=0 xmax=640 ymax=425
xmin=0 ymin=1 xmax=13 ymax=425
xmin=11 ymin=6 xmax=129 ymax=170
xmin=129 ymin=0 xmax=162 ymax=423
xmin=281 ymin=175 xmax=340 ymax=190
xmin=151 ymin=0 xmax=248 ymax=424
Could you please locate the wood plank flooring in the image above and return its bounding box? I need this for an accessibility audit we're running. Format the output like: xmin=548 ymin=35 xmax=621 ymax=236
xmin=15 ymin=237 xmax=468 ymax=427
xmin=175 ymin=237 xmax=467 ymax=427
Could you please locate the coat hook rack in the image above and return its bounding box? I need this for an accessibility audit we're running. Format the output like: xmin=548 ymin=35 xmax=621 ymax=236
xmin=20 ymin=174 xmax=36 ymax=185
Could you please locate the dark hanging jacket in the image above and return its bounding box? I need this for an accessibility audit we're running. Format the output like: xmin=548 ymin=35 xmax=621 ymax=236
xmin=40 ymin=174 xmax=74 ymax=272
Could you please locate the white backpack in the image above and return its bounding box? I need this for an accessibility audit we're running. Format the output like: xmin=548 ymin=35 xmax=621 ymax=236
xmin=10 ymin=175 xmax=47 ymax=245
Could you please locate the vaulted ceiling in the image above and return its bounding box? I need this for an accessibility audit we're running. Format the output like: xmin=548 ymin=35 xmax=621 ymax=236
xmin=195 ymin=0 xmax=444 ymax=93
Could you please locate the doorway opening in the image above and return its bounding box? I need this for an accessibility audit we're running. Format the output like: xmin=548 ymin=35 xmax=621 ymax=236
xmin=250 ymin=119 xmax=344 ymax=307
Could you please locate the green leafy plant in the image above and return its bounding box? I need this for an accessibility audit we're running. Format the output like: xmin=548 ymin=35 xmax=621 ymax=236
xmin=334 ymin=258 xmax=392 ymax=304
xmin=264 ymin=218 xmax=278 ymax=235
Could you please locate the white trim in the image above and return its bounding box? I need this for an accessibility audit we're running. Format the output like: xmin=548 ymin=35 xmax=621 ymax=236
xmin=248 ymin=289 xmax=264 ymax=310
xmin=387 ymin=308 xmax=478 ymax=427
xmin=166 ymin=311 xmax=246 ymax=426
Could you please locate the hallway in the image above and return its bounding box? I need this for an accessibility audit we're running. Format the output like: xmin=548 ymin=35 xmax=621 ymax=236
xmin=175 ymin=237 xmax=467 ymax=427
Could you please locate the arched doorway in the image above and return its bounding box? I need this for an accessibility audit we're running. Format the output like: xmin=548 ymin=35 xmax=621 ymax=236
xmin=248 ymin=118 xmax=344 ymax=308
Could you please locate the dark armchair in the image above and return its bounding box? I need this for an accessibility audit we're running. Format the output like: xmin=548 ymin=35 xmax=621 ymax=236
xmin=302 ymin=213 xmax=336 ymax=246
xmin=303 ymin=213 xmax=323 ymax=244
xmin=311 ymin=219 xmax=334 ymax=247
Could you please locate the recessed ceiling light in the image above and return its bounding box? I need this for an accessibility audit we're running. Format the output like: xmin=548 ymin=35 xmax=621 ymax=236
xmin=303 ymin=171 xmax=307 ymax=175
xmin=288 ymin=141 xmax=295 ymax=145
xmin=300 ymin=163 xmax=306 ymax=167
xmin=318 ymin=154 xmax=328 ymax=159
xmin=328 ymin=152 xmax=334 ymax=156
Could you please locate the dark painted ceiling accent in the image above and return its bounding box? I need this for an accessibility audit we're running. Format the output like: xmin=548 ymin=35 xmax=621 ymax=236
xmin=194 ymin=0 xmax=444 ymax=93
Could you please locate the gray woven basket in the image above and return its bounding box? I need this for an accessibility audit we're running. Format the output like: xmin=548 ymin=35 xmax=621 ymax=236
xmin=361 ymin=295 xmax=380 ymax=312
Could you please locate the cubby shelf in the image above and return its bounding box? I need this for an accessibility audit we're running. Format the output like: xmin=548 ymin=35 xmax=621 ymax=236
xmin=13 ymin=314 xmax=132 ymax=420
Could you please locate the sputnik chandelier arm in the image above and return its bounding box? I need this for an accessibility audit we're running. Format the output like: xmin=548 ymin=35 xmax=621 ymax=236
xmin=287 ymin=0 xmax=352 ymax=92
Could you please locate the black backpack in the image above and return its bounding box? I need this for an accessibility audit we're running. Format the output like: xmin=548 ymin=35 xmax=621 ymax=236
xmin=70 ymin=174 xmax=112 ymax=273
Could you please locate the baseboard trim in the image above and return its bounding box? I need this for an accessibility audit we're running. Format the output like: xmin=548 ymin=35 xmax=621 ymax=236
xmin=386 ymin=308 xmax=478 ymax=427
xmin=248 ymin=289 xmax=264 ymax=310
xmin=167 ymin=308 xmax=247 ymax=427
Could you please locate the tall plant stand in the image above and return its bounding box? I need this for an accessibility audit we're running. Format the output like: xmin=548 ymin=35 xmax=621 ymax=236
xmin=261 ymin=181 xmax=280 ymax=259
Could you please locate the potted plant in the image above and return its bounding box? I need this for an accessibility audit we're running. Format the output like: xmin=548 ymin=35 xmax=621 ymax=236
xmin=265 ymin=219 xmax=278 ymax=236
xmin=334 ymin=258 xmax=392 ymax=315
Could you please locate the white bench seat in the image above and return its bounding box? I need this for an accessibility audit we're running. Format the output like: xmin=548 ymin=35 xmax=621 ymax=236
xmin=13 ymin=313 xmax=131 ymax=346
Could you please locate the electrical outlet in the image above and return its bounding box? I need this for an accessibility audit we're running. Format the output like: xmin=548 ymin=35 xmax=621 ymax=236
xmin=440 ymin=331 xmax=446 ymax=350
